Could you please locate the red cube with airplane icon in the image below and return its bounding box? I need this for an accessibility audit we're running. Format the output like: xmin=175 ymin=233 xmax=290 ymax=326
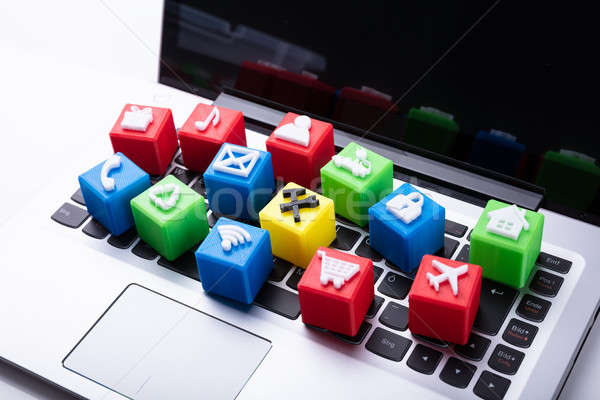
xmin=109 ymin=104 xmax=178 ymax=176
xmin=408 ymin=255 xmax=482 ymax=345
xmin=266 ymin=112 xmax=335 ymax=188
xmin=178 ymin=104 xmax=247 ymax=173
xmin=297 ymin=247 xmax=374 ymax=336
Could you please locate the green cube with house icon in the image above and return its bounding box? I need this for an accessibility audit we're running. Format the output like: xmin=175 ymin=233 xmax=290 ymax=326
xmin=131 ymin=175 xmax=209 ymax=261
xmin=469 ymin=199 xmax=544 ymax=288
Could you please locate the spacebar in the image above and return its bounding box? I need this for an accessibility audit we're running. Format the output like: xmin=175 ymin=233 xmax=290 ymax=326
xmin=253 ymin=283 xmax=301 ymax=320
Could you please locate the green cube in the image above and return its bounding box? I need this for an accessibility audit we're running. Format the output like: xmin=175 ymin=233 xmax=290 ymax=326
xmin=469 ymin=199 xmax=544 ymax=289
xmin=403 ymin=107 xmax=459 ymax=155
xmin=131 ymin=175 xmax=209 ymax=261
xmin=320 ymin=141 xmax=393 ymax=226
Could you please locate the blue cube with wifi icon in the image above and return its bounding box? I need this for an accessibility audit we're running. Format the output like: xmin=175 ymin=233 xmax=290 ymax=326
xmin=78 ymin=152 xmax=151 ymax=235
xmin=203 ymin=143 xmax=275 ymax=221
xmin=195 ymin=217 xmax=273 ymax=304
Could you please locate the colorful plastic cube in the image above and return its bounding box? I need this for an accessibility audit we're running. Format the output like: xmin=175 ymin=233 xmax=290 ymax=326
xmin=403 ymin=107 xmax=459 ymax=155
xmin=470 ymin=199 xmax=544 ymax=288
xmin=109 ymin=104 xmax=178 ymax=175
xmin=178 ymin=104 xmax=247 ymax=173
xmin=265 ymin=112 xmax=334 ymax=188
xmin=131 ymin=175 xmax=209 ymax=261
xmin=469 ymin=129 xmax=525 ymax=177
xmin=78 ymin=153 xmax=150 ymax=236
xmin=369 ymin=183 xmax=445 ymax=272
xmin=203 ymin=143 xmax=275 ymax=221
xmin=321 ymin=142 xmax=393 ymax=226
xmin=259 ymin=182 xmax=335 ymax=268
xmin=408 ymin=255 xmax=482 ymax=345
xmin=195 ymin=217 xmax=272 ymax=304
xmin=298 ymin=247 xmax=374 ymax=336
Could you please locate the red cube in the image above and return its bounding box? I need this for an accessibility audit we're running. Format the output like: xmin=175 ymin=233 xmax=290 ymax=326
xmin=408 ymin=255 xmax=482 ymax=345
xmin=297 ymin=247 xmax=374 ymax=336
xmin=109 ymin=104 xmax=178 ymax=176
xmin=178 ymin=104 xmax=247 ymax=172
xmin=266 ymin=112 xmax=334 ymax=188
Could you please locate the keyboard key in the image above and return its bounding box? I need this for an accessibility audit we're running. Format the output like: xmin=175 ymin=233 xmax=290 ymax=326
xmin=366 ymin=327 xmax=412 ymax=362
xmin=175 ymin=153 xmax=185 ymax=166
xmin=335 ymin=215 xmax=360 ymax=228
xmin=269 ymin=257 xmax=293 ymax=282
xmin=333 ymin=322 xmax=372 ymax=344
xmin=82 ymin=219 xmax=108 ymax=239
xmin=413 ymin=334 xmax=448 ymax=348
xmin=355 ymin=236 xmax=383 ymax=262
xmin=377 ymin=272 xmax=412 ymax=300
xmin=537 ymin=252 xmax=572 ymax=274
xmin=286 ymin=267 xmax=304 ymax=291
xmin=455 ymin=245 xmax=470 ymax=262
xmin=440 ymin=357 xmax=476 ymax=388
xmin=191 ymin=178 xmax=206 ymax=196
xmin=443 ymin=236 xmax=459 ymax=259
xmin=516 ymin=294 xmax=551 ymax=322
xmin=385 ymin=260 xmax=418 ymax=279
xmin=455 ymin=334 xmax=491 ymax=361
xmin=365 ymin=296 xmax=384 ymax=319
xmin=373 ymin=266 xmax=383 ymax=284
xmin=445 ymin=219 xmax=467 ymax=238
xmin=169 ymin=166 xmax=196 ymax=185
xmin=473 ymin=371 xmax=511 ymax=400
xmin=488 ymin=344 xmax=524 ymax=375
xmin=107 ymin=229 xmax=137 ymax=249
xmin=530 ymin=270 xmax=563 ymax=297
xmin=330 ymin=226 xmax=360 ymax=251
xmin=378 ymin=301 xmax=409 ymax=331
xmin=502 ymin=318 xmax=538 ymax=349
xmin=407 ymin=344 xmax=442 ymax=375
xmin=254 ymin=283 xmax=301 ymax=320
xmin=158 ymin=252 xmax=199 ymax=281
xmin=71 ymin=188 xmax=86 ymax=206
xmin=132 ymin=240 xmax=159 ymax=260
xmin=51 ymin=203 xmax=89 ymax=228
xmin=150 ymin=174 xmax=164 ymax=185
xmin=474 ymin=279 xmax=518 ymax=335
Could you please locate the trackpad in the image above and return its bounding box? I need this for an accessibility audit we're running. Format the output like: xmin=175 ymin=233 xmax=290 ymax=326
xmin=64 ymin=284 xmax=271 ymax=399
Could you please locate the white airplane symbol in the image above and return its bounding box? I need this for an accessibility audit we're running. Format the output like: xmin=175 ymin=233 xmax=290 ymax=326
xmin=426 ymin=260 xmax=468 ymax=296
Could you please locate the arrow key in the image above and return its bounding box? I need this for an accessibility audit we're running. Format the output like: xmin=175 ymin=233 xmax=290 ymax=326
xmin=455 ymin=333 xmax=491 ymax=361
xmin=473 ymin=371 xmax=511 ymax=400
xmin=407 ymin=344 xmax=442 ymax=375
xmin=440 ymin=357 xmax=476 ymax=388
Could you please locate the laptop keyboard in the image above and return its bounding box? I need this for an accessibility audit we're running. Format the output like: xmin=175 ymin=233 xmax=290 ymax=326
xmin=51 ymin=149 xmax=576 ymax=400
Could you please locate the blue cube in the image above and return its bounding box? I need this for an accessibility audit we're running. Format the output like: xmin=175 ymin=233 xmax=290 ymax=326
xmin=203 ymin=143 xmax=275 ymax=221
xmin=78 ymin=152 xmax=150 ymax=235
xmin=369 ymin=183 xmax=445 ymax=272
xmin=195 ymin=217 xmax=273 ymax=304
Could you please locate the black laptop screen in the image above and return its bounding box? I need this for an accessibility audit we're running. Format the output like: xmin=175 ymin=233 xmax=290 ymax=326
xmin=160 ymin=0 xmax=600 ymax=222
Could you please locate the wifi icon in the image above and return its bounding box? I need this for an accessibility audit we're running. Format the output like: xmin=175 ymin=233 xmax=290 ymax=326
xmin=217 ymin=225 xmax=252 ymax=251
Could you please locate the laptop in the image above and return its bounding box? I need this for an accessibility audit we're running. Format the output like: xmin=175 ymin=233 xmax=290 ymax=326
xmin=2 ymin=1 xmax=600 ymax=399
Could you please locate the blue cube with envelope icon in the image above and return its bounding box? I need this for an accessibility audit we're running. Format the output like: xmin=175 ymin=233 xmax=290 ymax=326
xmin=78 ymin=152 xmax=151 ymax=235
xmin=195 ymin=217 xmax=273 ymax=304
xmin=203 ymin=143 xmax=275 ymax=221
xmin=368 ymin=183 xmax=445 ymax=272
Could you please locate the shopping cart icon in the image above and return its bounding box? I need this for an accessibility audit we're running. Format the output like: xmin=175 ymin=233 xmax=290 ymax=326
xmin=318 ymin=250 xmax=360 ymax=289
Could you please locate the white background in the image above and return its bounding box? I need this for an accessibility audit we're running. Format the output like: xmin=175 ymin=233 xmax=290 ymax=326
xmin=0 ymin=1 xmax=598 ymax=398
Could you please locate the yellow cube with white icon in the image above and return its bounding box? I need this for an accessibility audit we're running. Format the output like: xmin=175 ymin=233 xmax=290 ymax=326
xmin=259 ymin=182 xmax=336 ymax=268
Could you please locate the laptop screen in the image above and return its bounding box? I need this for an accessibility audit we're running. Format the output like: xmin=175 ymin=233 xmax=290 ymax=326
xmin=159 ymin=1 xmax=600 ymax=224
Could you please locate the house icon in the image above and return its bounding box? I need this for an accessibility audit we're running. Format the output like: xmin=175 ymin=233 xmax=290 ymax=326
xmin=486 ymin=204 xmax=529 ymax=240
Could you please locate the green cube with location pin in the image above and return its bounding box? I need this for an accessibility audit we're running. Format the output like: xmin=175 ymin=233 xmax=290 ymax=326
xmin=469 ymin=199 xmax=544 ymax=289
xmin=320 ymin=141 xmax=393 ymax=227
xmin=131 ymin=175 xmax=209 ymax=261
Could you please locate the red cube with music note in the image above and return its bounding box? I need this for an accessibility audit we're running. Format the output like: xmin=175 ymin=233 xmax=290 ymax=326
xmin=109 ymin=104 xmax=178 ymax=176
xmin=408 ymin=255 xmax=482 ymax=345
xmin=297 ymin=247 xmax=374 ymax=336
xmin=178 ymin=104 xmax=247 ymax=173
xmin=266 ymin=112 xmax=335 ymax=188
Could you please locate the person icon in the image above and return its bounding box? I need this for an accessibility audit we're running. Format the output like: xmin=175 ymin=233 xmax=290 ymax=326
xmin=273 ymin=115 xmax=311 ymax=147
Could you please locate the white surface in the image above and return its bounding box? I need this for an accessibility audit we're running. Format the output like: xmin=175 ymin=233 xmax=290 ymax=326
xmin=148 ymin=183 xmax=180 ymax=211
xmin=272 ymin=115 xmax=311 ymax=147
xmin=212 ymin=144 xmax=259 ymax=178
xmin=332 ymin=146 xmax=373 ymax=178
xmin=0 ymin=1 xmax=599 ymax=400
xmin=486 ymin=204 xmax=529 ymax=240
xmin=217 ymin=225 xmax=252 ymax=251
xmin=194 ymin=106 xmax=220 ymax=131
xmin=318 ymin=250 xmax=360 ymax=289
xmin=120 ymin=106 xmax=154 ymax=132
xmin=386 ymin=192 xmax=424 ymax=224
xmin=427 ymin=260 xmax=469 ymax=296
xmin=100 ymin=154 xmax=122 ymax=192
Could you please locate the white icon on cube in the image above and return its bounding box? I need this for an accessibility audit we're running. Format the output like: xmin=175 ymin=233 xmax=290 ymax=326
xmin=195 ymin=106 xmax=220 ymax=131
xmin=426 ymin=259 xmax=468 ymax=296
xmin=332 ymin=146 xmax=372 ymax=178
xmin=149 ymin=183 xmax=180 ymax=211
xmin=318 ymin=250 xmax=360 ymax=289
xmin=121 ymin=105 xmax=153 ymax=132
xmin=212 ymin=144 xmax=259 ymax=178
xmin=217 ymin=225 xmax=252 ymax=251
xmin=100 ymin=154 xmax=121 ymax=191
xmin=486 ymin=204 xmax=529 ymax=240
xmin=386 ymin=192 xmax=424 ymax=224
xmin=273 ymin=115 xmax=311 ymax=147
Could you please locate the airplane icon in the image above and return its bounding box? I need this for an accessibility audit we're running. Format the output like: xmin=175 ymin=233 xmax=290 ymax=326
xmin=426 ymin=260 xmax=468 ymax=296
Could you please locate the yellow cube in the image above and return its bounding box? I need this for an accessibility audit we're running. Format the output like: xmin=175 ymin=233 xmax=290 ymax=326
xmin=259 ymin=182 xmax=336 ymax=268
